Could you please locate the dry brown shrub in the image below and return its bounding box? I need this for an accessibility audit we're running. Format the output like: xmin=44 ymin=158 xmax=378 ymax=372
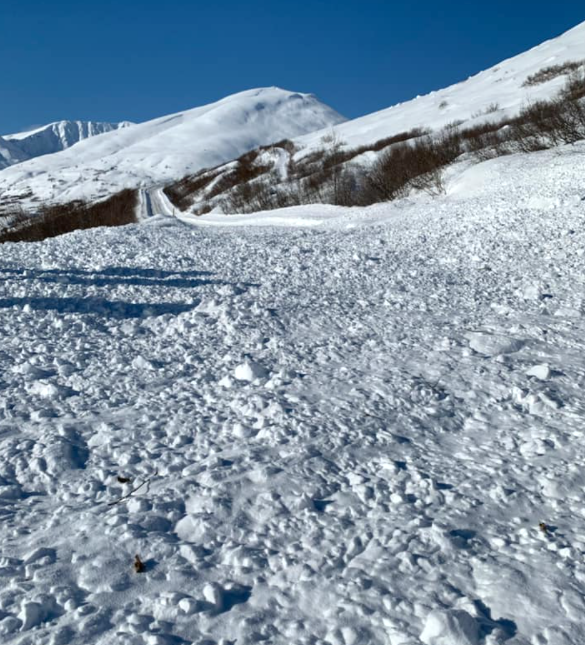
xmin=523 ymin=60 xmax=584 ymax=87
xmin=0 ymin=190 xmax=138 ymax=244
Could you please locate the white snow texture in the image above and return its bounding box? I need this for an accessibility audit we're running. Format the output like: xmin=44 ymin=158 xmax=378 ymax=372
xmin=1 ymin=18 xmax=585 ymax=645
xmin=1 ymin=138 xmax=585 ymax=645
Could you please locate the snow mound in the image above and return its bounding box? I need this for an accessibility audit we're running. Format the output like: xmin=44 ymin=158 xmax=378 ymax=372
xmin=234 ymin=359 xmax=268 ymax=382
xmin=466 ymin=332 xmax=524 ymax=356
xmin=420 ymin=610 xmax=479 ymax=645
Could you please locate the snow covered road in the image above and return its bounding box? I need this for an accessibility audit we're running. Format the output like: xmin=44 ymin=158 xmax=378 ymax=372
xmin=1 ymin=146 xmax=585 ymax=645
xmin=138 ymin=188 xmax=176 ymax=220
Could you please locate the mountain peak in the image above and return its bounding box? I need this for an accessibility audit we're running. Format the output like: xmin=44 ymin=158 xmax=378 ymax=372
xmin=0 ymin=88 xmax=345 ymax=206
xmin=0 ymin=120 xmax=133 ymax=168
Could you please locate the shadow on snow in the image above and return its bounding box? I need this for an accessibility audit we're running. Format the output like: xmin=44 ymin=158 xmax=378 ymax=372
xmin=0 ymin=265 xmax=258 ymax=319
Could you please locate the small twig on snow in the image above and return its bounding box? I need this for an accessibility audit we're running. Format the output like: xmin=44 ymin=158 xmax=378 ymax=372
xmin=107 ymin=470 xmax=159 ymax=507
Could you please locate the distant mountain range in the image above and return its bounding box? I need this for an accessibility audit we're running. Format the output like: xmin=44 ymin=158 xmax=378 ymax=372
xmin=0 ymin=121 xmax=133 ymax=170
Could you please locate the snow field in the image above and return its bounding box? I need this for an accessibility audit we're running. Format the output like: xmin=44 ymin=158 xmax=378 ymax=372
xmin=0 ymin=145 xmax=584 ymax=644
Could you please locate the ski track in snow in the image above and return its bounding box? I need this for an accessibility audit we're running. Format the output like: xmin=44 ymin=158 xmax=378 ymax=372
xmin=0 ymin=146 xmax=585 ymax=644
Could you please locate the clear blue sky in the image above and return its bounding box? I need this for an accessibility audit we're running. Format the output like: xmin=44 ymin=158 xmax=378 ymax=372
xmin=1 ymin=0 xmax=583 ymax=133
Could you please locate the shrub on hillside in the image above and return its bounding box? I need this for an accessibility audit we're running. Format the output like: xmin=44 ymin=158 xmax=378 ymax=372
xmin=0 ymin=189 xmax=138 ymax=244
xmin=164 ymin=169 xmax=222 ymax=210
xmin=164 ymin=71 xmax=585 ymax=216
xmin=522 ymin=60 xmax=585 ymax=87
xmin=509 ymin=97 xmax=585 ymax=151
xmin=460 ymin=119 xmax=511 ymax=160
xmin=563 ymin=69 xmax=585 ymax=101
xmin=364 ymin=131 xmax=462 ymax=202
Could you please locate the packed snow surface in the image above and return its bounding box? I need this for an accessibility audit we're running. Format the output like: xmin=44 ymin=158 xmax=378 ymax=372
xmin=0 ymin=88 xmax=344 ymax=206
xmin=1 ymin=144 xmax=585 ymax=645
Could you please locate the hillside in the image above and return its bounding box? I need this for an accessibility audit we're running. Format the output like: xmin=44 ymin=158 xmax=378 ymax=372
xmin=161 ymin=20 xmax=585 ymax=216
xmin=0 ymin=88 xmax=345 ymax=211
xmin=297 ymin=19 xmax=585 ymax=151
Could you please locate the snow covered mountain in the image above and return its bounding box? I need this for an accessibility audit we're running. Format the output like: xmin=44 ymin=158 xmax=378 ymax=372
xmin=150 ymin=20 xmax=585 ymax=217
xmin=0 ymin=136 xmax=29 ymax=170
xmin=0 ymin=88 xmax=345 ymax=207
xmin=1 ymin=21 xmax=584 ymax=216
xmin=3 ymin=120 xmax=133 ymax=163
xmin=0 ymin=121 xmax=132 ymax=169
xmin=295 ymin=20 xmax=585 ymax=152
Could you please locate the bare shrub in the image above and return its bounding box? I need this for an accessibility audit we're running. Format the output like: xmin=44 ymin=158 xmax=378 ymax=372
xmin=164 ymin=169 xmax=221 ymax=210
xmin=364 ymin=131 xmax=462 ymax=203
xmin=460 ymin=118 xmax=512 ymax=159
xmin=0 ymin=190 xmax=138 ymax=244
xmin=289 ymin=148 xmax=330 ymax=180
xmin=509 ymin=97 xmax=585 ymax=151
xmin=563 ymin=69 xmax=585 ymax=101
xmin=445 ymin=120 xmax=465 ymax=130
xmin=523 ymin=60 xmax=585 ymax=87
xmin=367 ymin=128 xmax=431 ymax=153
xmin=233 ymin=151 xmax=271 ymax=184
xmin=205 ymin=169 xmax=245 ymax=199
xmin=258 ymin=138 xmax=297 ymax=154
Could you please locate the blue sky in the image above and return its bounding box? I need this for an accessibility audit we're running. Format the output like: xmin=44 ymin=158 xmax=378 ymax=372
xmin=1 ymin=0 xmax=583 ymax=133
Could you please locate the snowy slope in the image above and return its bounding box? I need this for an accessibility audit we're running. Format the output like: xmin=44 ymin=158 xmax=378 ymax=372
xmin=2 ymin=120 xmax=133 ymax=164
xmin=155 ymin=20 xmax=585 ymax=216
xmin=2 ymin=21 xmax=583 ymax=213
xmin=0 ymin=142 xmax=584 ymax=645
xmin=0 ymin=136 xmax=29 ymax=170
xmin=295 ymin=20 xmax=585 ymax=152
xmin=0 ymin=88 xmax=345 ymax=207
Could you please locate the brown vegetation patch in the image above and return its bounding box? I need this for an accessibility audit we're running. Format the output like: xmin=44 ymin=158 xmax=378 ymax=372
xmin=523 ymin=60 xmax=585 ymax=87
xmin=0 ymin=189 xmax=138 ymax=244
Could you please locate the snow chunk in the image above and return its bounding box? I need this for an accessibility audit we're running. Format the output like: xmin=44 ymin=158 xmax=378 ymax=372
xmin=525 ymin=364 xmax=551 ymax=380
xmin=27 ymin=381 xmax=60 ymax=399
xmin=132 ymin=355 xmax=156 ymax=371
xmin=234 ymin=360 xmax=268 ymax=382
xmin=0 ymin=616 xmax=21 ymax=636
xmin=202 ymin=582 xmax=224 ymax=610
xmin=467 ymin=332 xmax=524 ymax=356
xmin=420 ymin=610 xmax=479 ymax=645
xmin=18 ymin=601 xmax=45 ymax=631
xmin=178 ymin=597 xmax=200 ymax=614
